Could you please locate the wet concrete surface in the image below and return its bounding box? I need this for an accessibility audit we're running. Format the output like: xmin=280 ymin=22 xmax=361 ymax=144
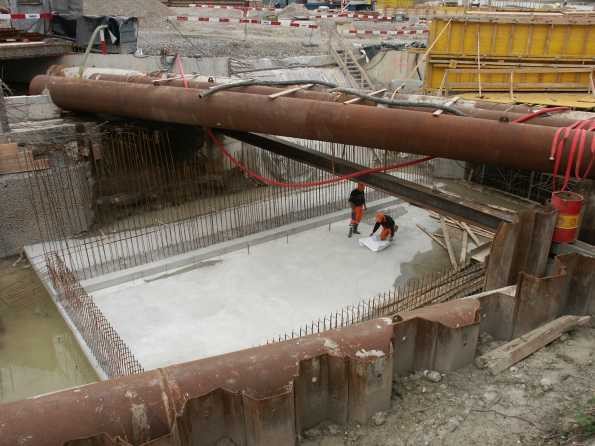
xmin=0 ymin=257 xmax=97 ymax=404
xmin=394 ymin=245 xmax=453 ymax=289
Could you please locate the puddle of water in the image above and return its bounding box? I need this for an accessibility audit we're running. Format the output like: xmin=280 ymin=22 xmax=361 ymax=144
xmin=0 ymin=258 xmax=97 ymax=404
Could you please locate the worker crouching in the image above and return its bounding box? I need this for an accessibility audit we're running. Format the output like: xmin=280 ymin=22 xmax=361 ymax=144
xmin=348 ymin=182 xmax=366 ymax=238
xmin=371 ymin=211 xmax=398 ymax=241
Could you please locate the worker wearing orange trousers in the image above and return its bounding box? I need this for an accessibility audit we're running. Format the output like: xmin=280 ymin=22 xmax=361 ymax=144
xmin=371 ymin=211 xmax=398 ymax=241
xmin=348 ymin=182 xmax=366 ymax=238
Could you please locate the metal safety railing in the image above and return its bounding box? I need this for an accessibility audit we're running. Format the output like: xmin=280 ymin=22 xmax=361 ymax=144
xmin=46 ymin=253 xmax=144 ymax=378
xmin=269 ymin=261 xmax=486 ymax=342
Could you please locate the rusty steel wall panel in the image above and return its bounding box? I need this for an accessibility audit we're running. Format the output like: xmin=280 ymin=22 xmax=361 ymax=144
xmin=0 ymin=319 xmax=394 ymax=446
xmin=294 ymin=356 xmax=349 ymax=432
xmin=556 ymin=253 xmax=595 ymax=316
xmin=348 ymin=344 xmax=394 ymax=423
xmin=392 ymin=299 xmax=481 ymax=374
xmin=475 ymin=292 xmax=518 ymax=341
xmin=512 ymin=270 xmax=567 ymax=338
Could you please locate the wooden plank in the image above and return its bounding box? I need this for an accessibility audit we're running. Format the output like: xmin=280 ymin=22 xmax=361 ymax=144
xmin=416 ymin=224 xmax=448 ymax=251
xmin=268 ymin=84 xmax=313 ymax=99
xmin=433 ymin=95 xmax=460 ymax=115
xmin=460 ymin=221 xmax=482 ymax=245
xmin=440 ymin=216 xmax=458 ymax=268
xmin=344 ymin=88 xmax=387 ymax=104
xmin=0 ymin=143 xmax=17 ymax=156
xmin=0 ymin=149 xmax=49 ymax=174
xmin=460 ymin=230 xmax=469 ymax=264
xmin=476 ymin=315 xmax=591 ymax=375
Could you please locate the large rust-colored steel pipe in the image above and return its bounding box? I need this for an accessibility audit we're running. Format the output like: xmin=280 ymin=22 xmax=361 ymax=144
xmin=55 ymin=73 xmax=578 ymax=127
xmin=30 ymin=75 xmax=595 ymax=179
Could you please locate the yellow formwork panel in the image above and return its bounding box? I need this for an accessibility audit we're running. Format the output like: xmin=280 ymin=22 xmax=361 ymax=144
xmin=376 ymin=0 xmax=414 ymax=9
xmin=425 ymin=63 xmax=595 ymax=93
xmin=429 ymin=17 xmax=595 ymax=61
xmin=458 ymin=92 xmax=595 ymax=110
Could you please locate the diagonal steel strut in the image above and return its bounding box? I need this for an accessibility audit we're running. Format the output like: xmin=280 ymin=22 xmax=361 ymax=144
xmin=221 ymin=130 xmax=512 ymax=230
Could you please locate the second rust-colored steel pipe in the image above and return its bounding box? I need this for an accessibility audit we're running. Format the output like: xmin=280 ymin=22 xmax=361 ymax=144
xmin=30 ymin=75 xmax=595 ymax=179
xmin=58 ymin=73 xmax=578 ymax=127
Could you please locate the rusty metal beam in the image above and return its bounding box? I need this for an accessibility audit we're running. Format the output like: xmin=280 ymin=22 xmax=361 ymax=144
xmin=29 ymin=75 xmax=595 ymax=179
xmin=222 ymin=130 xmax=509 ymax=229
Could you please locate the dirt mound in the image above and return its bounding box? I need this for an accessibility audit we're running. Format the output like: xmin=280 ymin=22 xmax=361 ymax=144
xmin=277 ymin=3 xmax=309 ymax=18
xmin=82 ymin=0 xmax=171 ymax=17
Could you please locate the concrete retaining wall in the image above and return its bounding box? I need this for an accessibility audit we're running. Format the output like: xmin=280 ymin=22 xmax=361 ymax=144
xmin=0 ymin=162 xmax=94 ymax=258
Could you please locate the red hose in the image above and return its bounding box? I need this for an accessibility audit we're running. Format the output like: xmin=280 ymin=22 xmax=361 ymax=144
xmin=512 ymin=106 xmax=569 ymax=124
xmin=207 ymin=129 xmax=435 ymax=189
xmin=551 ymin=118 xmax=595 ymax=191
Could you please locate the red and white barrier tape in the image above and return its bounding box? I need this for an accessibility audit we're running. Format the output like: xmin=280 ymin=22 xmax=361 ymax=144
xmin=312 ymin=13 xmax=393 ymax=21
xmin=182 ymin=4 xmax=432 ymax=20
xmin=174 ymin=16 xmax=319 ymax=28
xmin=345 ymin=28 xmax=428 ymax=35
xmin=173 ymin=16 xmax=428 ymax=36
xmin=185 ymin=3 xmax=281 ymax=12
xmin=0 ymin=12 xmax=52 ymax=20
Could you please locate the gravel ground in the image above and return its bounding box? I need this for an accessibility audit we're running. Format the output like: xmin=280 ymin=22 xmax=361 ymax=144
xmin=138 ymin=27 xmax=326 ymax=58
xmin=301 ymin=324 xmax=595 ymax=446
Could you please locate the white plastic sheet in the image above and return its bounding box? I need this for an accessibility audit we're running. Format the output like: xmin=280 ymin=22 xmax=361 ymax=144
xmin=358 ymin=234 xmax=391 ymax=252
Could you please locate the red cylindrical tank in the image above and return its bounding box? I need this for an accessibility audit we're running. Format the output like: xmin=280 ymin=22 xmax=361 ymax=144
xmin=551 ymin=191 xmax=584 ymax=243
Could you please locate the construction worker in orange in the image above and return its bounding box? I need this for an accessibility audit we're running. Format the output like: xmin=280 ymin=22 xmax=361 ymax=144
xmin=371 ymin=211 xmax=398 ymax=241
xmin=348 ymin=182 xmax=367 ymax=238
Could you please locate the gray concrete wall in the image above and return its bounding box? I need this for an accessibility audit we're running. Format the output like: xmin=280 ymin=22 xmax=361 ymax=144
xmin=6 ymin=95 xmax=60 ymax=124
xmin=0 ymin=161 xmax=94 ymax=258
xmin=432 ymin=159 xmax=467 ymax=180
xmin=1 ymin=116 xmax=99 ymax=258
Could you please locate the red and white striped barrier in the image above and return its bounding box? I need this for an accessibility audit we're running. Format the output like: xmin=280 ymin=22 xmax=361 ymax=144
xmin=184 ymin=3 xmax=280 ymax=12
xmin=312 ymin=13 xmax=393 ymax=21
xmin=173 ymin=16 xmax=319 ymax=28
xmin=181 ymin=4 xmax=428 ymax=21
xmin=0 ymin=12 xmax=53 ymax=20
xmin=345 ymin=28 xmax=428 ymax=36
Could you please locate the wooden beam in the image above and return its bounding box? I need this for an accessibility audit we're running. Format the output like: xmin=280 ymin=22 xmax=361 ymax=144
xmin=268 ymin=84 xmax=313 ymax=99
xmin=460 ymin=220 xmax=481 ymax=245
xmin=440 ymin=216 xmax=458 ymax=269
xmin=476 ymin=315 xmax=591 ymax=375
xmin=433 ymin=95 xmax=459 ymax=116
xmin=417 ymin=224 xmax=448 ymax=251
xmin=460 ymin=230 xmax=469 ymax=264
xmin=344 ymin=88 xmax=387 ymax=104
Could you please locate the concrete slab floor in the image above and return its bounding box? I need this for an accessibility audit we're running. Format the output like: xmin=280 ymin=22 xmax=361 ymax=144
xmin=90 ymin=201 xmax=442 ymax=370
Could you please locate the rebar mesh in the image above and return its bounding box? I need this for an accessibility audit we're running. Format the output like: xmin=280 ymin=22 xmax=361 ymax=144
xmin=269 ymin=261 xmax=486 ymax=343
xmin=26 ymin=125 xmax=436 ymax=280
xmin=45 ymin=253 xmax=144 ymax=378
xmin=472 ymin=165 xmax=581 ymax=204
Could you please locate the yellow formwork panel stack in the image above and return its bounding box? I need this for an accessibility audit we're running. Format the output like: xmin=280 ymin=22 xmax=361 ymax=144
xmin=424 ymin=14 xmax=595 ymax=97
xmin=375 ymin=0 xmax=414 ymax=15
xmin=430 ymin=17 xmax=594 ymax=61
